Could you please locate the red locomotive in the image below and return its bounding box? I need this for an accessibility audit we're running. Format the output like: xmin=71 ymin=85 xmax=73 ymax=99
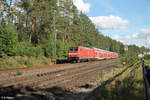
xmin=68 ymin=46 xmax=118 ymax=62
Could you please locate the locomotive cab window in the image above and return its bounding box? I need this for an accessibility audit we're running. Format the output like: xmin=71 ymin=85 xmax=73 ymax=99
xmin=69 ymin=48 xmax=73 ymax=51
xmin=69 ymin=47 xmax=78 ymax=51
xmin=74 ymin=47 xmax=78 ymax=51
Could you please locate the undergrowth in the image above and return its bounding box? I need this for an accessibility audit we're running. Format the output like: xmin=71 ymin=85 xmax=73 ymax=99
xmin=82 ymin=58 xmax=143 ymax=100
xmin=0 ymin=56 xmax=52 ymax=70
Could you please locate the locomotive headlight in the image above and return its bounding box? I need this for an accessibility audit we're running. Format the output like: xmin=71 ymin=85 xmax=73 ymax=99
xmin=69 ymin=53 xmax=78 ymax=55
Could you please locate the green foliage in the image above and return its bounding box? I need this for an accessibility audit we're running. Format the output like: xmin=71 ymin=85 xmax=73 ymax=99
xmin=27 ymin=46 xmax=43 ymax=57
xmin=120 ymin=54 xmax=139 ymax=66
xmin=41 ymin=56 xmax=49 ymax=65
xmin=90 ymin=65 xmax=144 ymax=100
xmin=119 ymin=44 xmax=125 ymax=54
xmin=0 ymin=25 xmax=18 ymax=57
xmin=0 ymin=0 xmax=144 ymax=61
xmin=42 ymin=40 xmax=54 ymax=58
xmin=15 ymin=41 xmax=31 ymax=56
xmin=16 ymin=41 xmax=43 ymax=57
xmin=144 ymin=54 xmax=150 ymax=60
xmin=16 ymin=72 xmax=22 ymax=76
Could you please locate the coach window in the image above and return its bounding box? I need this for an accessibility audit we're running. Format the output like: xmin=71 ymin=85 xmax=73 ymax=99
xmin=74 ymin=47 xmax=78 ymax=51
xmin=100 ymin=54 xmax=103 ymax=57
xmin=69 ymin=48 xmax=73 ymax=51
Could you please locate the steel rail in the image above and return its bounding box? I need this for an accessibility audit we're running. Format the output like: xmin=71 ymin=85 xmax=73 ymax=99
xmin=0 ymin=60 xmax=119 ymax=88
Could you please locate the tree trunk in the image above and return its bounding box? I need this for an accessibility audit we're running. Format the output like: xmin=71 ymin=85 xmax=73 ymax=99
xmin=14 ymin=0 xmax=17 ymax=24
xmin=62 ymin=32 xmax=64 ymax=42
xmin=10 ymin=0 xmax=12 ymax=12
xmin=26 ymin=13 xmax=28 ymax=27
xmin=17 ymin=13 xmax=20 ymax=29
xmin=29 ymin=17 xmax=35 ymax=43
xmin=0 ymin=0 xmax=2 ymax=23
xmin=7 ymin=0 xmax=12 ymax=23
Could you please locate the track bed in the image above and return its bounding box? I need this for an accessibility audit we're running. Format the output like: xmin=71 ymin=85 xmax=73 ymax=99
xmin=0 ymin=59 xmax=121 ymax=100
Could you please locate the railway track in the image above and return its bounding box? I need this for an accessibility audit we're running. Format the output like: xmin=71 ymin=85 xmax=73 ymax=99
xmin=36 ymin=61 xmax=119 ymax=88
xmin=0 ymin=59 xmax=120 ymax=89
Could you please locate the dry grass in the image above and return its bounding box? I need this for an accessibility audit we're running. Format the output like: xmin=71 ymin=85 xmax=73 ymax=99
xmin=82 ymin=63 xmax=144 ymax=100
xmin=144 ymin=59 xmax=150 ymax=67
xmin=0 ymin=56 xmax=52 ymax=70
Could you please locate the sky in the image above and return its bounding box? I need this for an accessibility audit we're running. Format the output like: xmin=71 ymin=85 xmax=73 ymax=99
xmin=73 ymin=0 xmax=150 ymax=48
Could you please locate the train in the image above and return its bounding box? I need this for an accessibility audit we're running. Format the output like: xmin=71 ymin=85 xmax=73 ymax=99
xmin=68 ymin=46 xmax=119 ymax=63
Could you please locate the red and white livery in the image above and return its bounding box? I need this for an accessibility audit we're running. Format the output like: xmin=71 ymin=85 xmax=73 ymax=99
xmin=68 ymin=46 xmax=118 ymax=62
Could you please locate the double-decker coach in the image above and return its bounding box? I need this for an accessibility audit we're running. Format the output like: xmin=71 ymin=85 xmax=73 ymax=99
xmin=93 ymin=48 xmax=105 ymax=59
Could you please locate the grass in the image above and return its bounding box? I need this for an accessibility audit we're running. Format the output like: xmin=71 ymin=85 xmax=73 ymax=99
xmin=24 ymin=59 xmax=33 ymax=67
xmin=0 ymin=56 xmax=53 ymax=70
xmin=41 ymin=56 xmax=49 ymax=65
xmin=16 ymin=71 xmax=23 ymax=76
xmin=144 ymin=59 xmax=150 ymax=67
xmin=82 ymin=62 xmax=144 ymax=100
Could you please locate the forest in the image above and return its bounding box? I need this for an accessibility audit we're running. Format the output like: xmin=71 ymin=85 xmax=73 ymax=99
xmin=0 ymin=0 xmax=145 ymax=68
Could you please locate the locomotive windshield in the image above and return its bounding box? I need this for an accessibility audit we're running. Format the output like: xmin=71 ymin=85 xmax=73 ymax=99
xmin=69 ymin=47 xmax=78 ymax=51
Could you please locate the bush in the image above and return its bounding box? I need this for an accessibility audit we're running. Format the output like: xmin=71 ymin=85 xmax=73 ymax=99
xmin=144 ymin=54 xmax=150 ymax=60
xmin=42 ymin=40 xmax=54 ymax=58
xmin=41 ymin=56 xmax=49 ymax=65
xmin=16 ymin=42 xmax=30 ymax=56
xmin=16 ymin=72 xmax=22 ymax=76
xmin=16 ymin=42 xmax=43 ymax=57
xmin=120 ymin=54 xmax=138 ymax=66
xmin=41 ymin=40 xmax=74 ymax=58
xmin=0 ymin=24 xmax=18 ymax=57
xmin=27 ymin=46 xmax=43 ymax=57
